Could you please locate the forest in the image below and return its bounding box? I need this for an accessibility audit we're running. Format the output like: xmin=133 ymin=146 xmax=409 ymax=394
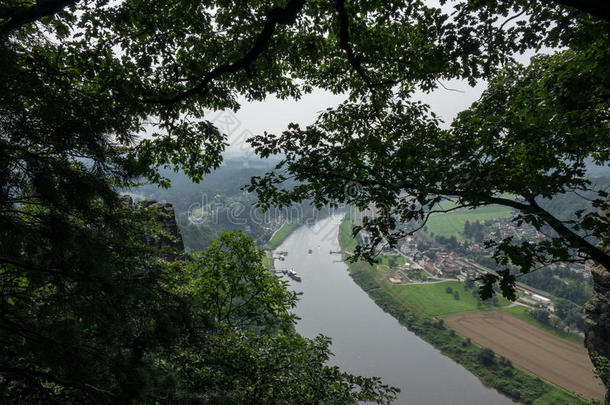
xmin=1 ymin=0 xmax=609 ymax=403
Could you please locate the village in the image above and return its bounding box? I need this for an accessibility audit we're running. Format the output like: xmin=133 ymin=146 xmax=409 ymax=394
xmin=356 ymin=218 xmax=592 ymax=312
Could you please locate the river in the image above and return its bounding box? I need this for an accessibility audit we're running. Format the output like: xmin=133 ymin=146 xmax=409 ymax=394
xmin=274 ymin=215 xmax=515 ymax=405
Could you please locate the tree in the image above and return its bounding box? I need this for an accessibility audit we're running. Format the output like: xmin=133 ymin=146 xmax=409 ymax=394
xmin=245 ymin=3 xmax=610 ymax=395
xmin=251 ymin=42 xmax=610 ymax=298
xmin=185 ymin=230 xmax=298 ymax=332
xmin=170 ymin=232 xmax=399 ymax=404
xmin=529 ymin=308 xmax=550 ymax=325
xmin=0 ymin=0 xmax=439 ymax=401
xmin=463 ymin=220 xmax=471 ymax=237
xmin=478 ymin=347 xmax=496 ymax=367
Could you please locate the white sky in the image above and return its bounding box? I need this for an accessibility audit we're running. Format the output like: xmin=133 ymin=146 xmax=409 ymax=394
xmin=221 ymin=79 xmax=486 ymax=153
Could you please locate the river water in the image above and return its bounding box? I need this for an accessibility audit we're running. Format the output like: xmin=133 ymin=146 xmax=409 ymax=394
xmin=274 ymin=215 xmax=515 ymax=405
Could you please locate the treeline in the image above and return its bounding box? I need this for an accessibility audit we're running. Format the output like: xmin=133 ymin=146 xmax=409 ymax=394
xmin=463 ymin=220 xmax=487 ymax=243
xmin=135 ymin=157 xmax=323 ymax=251
xmin=135 ymin=157 xmax=278 ymax=249
xmin=529 ymin=298 xmax=587 ymax=332
xmin=435 ymin=234 xmax=459 ymax=249
xmin=520 ymin=267 xmax=592 ymax=306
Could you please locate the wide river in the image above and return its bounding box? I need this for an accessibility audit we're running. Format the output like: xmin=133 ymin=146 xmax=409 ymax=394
xmin=275 ymin=215 xmax=515 ymax=405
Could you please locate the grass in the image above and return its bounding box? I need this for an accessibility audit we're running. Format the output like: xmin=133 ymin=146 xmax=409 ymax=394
xmin=502 ymin=305 xmax=584 ymax=346
xmin=266 ymin=221 xmax=300 ymax=249
xmin=391 ymin=280 xmax=510 ymax=316
xmin=339 ymin=218 xmax=358 ymax=251
xmin=425 ymin=205 xmax=514 ymax=240
xmin=378 ymin=254 xmax=406 ymax=267
xmin=534 ymin=386 xmax=591 ymax=405
xmin=261 ymin=251 xmax=274 ymax=270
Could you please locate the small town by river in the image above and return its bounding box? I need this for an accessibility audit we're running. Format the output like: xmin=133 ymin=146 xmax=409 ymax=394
xmin=274 ymin=215 xmax=515 ymax=405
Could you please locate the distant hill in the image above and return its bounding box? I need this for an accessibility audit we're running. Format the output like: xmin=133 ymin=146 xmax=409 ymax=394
xmin=130 ymin=155 xmax=319 ymax=251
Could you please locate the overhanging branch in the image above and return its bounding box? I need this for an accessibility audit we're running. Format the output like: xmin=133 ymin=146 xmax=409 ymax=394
xmin=0 ymin=0 xmax=80 ymax=36
xmin=335 ymin=0 xmax=376 ymax=94
xmin=149 ymin=0 xmax=306 ymax=106
xmin=547 ymin=0 xmax=610 ymax=22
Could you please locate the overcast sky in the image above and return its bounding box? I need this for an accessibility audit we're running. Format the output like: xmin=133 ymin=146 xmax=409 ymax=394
xmin=220 ymin=78 xmax=487 ymax=154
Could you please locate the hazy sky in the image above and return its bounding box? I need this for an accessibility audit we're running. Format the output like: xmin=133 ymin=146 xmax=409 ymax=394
xmin=220 ymin=41 xmax=547 ymax=154
xmin=221 ymin=78 xmax=488 ymax=154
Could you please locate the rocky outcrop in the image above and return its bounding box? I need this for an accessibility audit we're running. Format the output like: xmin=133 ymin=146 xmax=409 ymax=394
xmin=585 ymin=248 xmax=610 ymax=404
xmin=122 ymin=196 xmax=184 ymax=260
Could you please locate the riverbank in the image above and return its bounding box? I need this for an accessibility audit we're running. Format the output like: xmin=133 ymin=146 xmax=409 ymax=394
xmin=261 ymin=250 xmax=274 ymax=270
xmin=337 ymin=218 xmax=592 ymax=405
xmin=266 ymin=221 xmax=300 ymax=250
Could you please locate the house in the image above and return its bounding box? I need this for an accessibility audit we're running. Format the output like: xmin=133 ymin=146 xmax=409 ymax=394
xmin=531 ymin=294 xmax=551 ymax=306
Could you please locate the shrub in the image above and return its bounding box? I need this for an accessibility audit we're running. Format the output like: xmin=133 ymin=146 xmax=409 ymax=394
xmin=478 ymin=347 xmax=496 ymax=366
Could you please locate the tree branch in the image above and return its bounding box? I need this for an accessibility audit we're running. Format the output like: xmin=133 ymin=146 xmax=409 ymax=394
xmin=525 ymin=197 xmax=610 ymax=270
xmin=149 ymin=0 xmax=306 ymax=106
xmin=547 ymin=0 xmax=610 ymax=22
xmin=0 ymin=366 xmax=117 ymax=401
xmin=0 ymin=0 xmax=79 ymax=36
xmin=335 ymin=0 xmax=380 ymax=104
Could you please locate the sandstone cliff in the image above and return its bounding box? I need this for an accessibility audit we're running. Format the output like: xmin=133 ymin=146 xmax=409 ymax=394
xmin=585 ymin=246 xmax=610 ymax=404
xmin=122 ymin=195 xmax=185 ymax=260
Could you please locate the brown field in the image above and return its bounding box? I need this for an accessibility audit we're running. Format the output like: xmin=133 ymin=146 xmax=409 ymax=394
xmin=444 ymin=311 xmax=605 ymax=401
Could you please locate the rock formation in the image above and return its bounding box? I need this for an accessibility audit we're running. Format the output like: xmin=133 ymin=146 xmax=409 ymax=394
xmin=122 ymin=196 xmax=185 ymax=260
xmin=585 ymin=245 xmax=610 ymax=404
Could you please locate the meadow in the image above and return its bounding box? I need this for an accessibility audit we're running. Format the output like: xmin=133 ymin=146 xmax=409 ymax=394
xmin=425 ymin=205 xmax=514 ymax=239
xmin=391 ymin=280 xmax=510 ymax=316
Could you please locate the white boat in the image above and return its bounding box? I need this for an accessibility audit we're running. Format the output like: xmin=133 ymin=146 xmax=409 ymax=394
xmin=287 ymin=268 xmax=301 ymax=282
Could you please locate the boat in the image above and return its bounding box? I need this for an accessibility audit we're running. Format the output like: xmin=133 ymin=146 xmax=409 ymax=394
xmin=287 ymin=269 xmax=301 ymax=282
xmin=308 ymin=249 xmax=312 ymax=254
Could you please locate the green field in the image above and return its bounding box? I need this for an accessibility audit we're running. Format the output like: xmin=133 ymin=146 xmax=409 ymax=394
xmin=533 ymin=387 xmax=591 ymax=405
xmin=339 ymin=218 xmax=359 ymax=251
xmin=392 ymin=281 xmax=510 ymax=316
xmin=378 ymin=254 xmax=407 ymax=267
xmin=502 ymin=305 xmax=584 ymax=345
xmin=266 ymin=221 xmax=300 ymax=249
xmin=425 ymin=205 xmax=514 ymax=239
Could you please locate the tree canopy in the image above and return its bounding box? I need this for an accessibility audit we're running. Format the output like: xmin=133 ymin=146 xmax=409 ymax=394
xmin=1 ymin=0 xmax=609 ymax=402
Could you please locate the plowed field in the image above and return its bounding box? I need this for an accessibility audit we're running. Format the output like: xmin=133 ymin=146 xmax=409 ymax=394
xmin=444 ymin=311 xmax=605 ymax=401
